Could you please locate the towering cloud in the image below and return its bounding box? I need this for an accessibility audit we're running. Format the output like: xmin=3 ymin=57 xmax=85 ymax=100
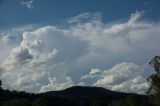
xmin=0 ymin=12 xmax=159 ymax=94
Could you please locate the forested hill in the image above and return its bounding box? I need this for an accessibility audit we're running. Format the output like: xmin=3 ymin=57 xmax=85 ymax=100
xmin=0 ymin=86 xmax=148 ymax=106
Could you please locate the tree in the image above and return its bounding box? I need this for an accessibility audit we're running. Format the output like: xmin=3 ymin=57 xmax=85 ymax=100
xmin=2 ymin=99 xmax=31 ymax=106
xmin=0 ymin=80 xmax=3 ymax=94
xmin=89 ymin=100 xmax=100 ymax=106
xmin=147 ymin=56 xmax=160 ymax=106
xmin=147 ymin=56 xmax=160 ymax=95
xmin=0 ymin=80 xmax=2 ymax=87
xmin=32 ymin=98 xmax=45 ymax=106
xmin=108 ymin=95 xmax=144 ymax=106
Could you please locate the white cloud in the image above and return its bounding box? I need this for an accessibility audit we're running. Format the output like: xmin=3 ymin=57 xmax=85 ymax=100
xmin=0 ymin=27 xmax=58 ymax=92
xmin=0 ymin=11 xmax=159 ymax=94
xmin=40 ymin=76 xmax=74 ymax=92
xmin=21 ymin=0 xmax=34 ymax=9
xmin=0 ymin=33 xmax=12 ymax=45
xmin=80 ymin=62 xmax=151 ymax=94
xmin=0 ymin=25 xmax=36 ymax=64
xmin=90 ymin=69 xmax=100 ymax=75
xmin=80 ymin=69 xmax=100 ymax=80
xmin=0 ymin=25 xmax=86 ymax=92
xmin=92 ymin=62 xmax=150 ymax=94
xmin=67 ymin=12 xmax=102 ymax=24
xmin=2 ymin=47 xmax=33 ymax=70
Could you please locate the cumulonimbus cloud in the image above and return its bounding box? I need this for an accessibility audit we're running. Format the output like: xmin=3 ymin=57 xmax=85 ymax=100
xmin=0 ymin=11 xmax=159 ymax=94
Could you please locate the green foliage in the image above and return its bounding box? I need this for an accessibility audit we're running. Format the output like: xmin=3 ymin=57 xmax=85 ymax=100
xmin=108 ymin=100 xmax=124 ymax=106
xmin=147 ymin=56 xmax=160 ymax=106
xmin=0 ymin=80 xmax=2 ymax=93
xmin=125 ymin=95 xmax=141 ymax=106
xmin=89 ymin=100 xmax=100 ymax=106
xmin=2 ymin=99 xmax=31 ymax=106
xmin=149 ymin=56 xmax=160 ymax=74
xmin=148 ymin=95 xmax=160 ymax=106
xmin=32 ymin=98 xmax=45 ymax=106
xmin=108 ymin=95 xmax=149 ymax=106
xmin=0 ymin=80 xmax=2 ymax=87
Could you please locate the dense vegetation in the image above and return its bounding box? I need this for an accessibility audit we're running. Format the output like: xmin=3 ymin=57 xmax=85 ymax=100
xmin=0 ymin=85 xmax=147 ymax=106
xmin=0 ymin=56 xmax=159 ymax=106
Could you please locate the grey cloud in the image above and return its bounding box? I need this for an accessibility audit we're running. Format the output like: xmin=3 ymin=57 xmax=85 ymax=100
xmin=2 ymin=47 xmax=33 ymax=71
xmin=92 ymin=62 xmax=150 ymax=94
xmin=0 ymin=11 xmax=159 ymax=94
xmin=40 ymin=76 xmax=74 ymax=92
xmin=80 ymin=69 xmax=101 ymax=80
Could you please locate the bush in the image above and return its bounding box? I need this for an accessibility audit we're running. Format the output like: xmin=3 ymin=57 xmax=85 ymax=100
xmin=2 ymin=99 xmax=31 ymax=106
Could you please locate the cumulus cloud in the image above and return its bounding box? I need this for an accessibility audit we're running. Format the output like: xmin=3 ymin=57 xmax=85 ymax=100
xmin=0 ymin=25 xmax=36 ymax=64
xmin=2 ymin=47 xmax=33 ymax=70
xmin=91 ymin=62 xmax=150 ymax=94
xmin=40 ymin=76 xmax=74 ymax=92
xmin=0 ymin=11 xmax=160 ymax=94
xmin=0 ymin=25 xmax=87 ymax=92
xmin=80 ymin=69 xmax=100 ymax=80
xmin=80 ymin=62 xmax=151 ymax=94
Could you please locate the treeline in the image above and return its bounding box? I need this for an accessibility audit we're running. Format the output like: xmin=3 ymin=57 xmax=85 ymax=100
xmin=0 ymin=56 xmax=159 ymax=106
xmin=0 ymin=87 xmax=147 ymax=106
xmin=0 ymin=88 xmax=76 ymax=106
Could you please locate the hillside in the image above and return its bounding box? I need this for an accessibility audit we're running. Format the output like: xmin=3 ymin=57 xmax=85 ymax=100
xmin=0 ymin=86 xmax=147 ymax=106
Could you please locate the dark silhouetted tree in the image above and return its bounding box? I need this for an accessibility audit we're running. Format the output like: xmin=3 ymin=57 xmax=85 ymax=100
xmin=108 ymin=95 xmax=145 ymax=106
xmin=0 ymin=80 xmax=3 ymax=94
xmin=147 ymin=56 xmax=160 ymax=95
xmin=2 ymin=99 xmax=31 ymax=106
xmin=32 ymin=98 xmax=45 ymax=106
xmin=0 ymin=80 xmax=2 ymax=87
xmin=147 ymin=56 xmax=160 ymax=106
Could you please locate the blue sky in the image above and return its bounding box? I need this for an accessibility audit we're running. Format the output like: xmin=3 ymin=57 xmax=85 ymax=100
xmin=0 ymin=0 xmax=160 ymax=28
xmin=0 ymin=0 xmax=160 ymax=94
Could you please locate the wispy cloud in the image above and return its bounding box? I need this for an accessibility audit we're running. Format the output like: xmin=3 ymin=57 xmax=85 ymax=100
xmin=20 ymin=0 xmax=34 ymax=9
xmin=67 ymin=12 xmax=102 ymax=24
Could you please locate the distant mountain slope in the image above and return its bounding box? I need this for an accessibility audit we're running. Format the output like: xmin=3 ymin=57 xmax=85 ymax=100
xmin=39 ymin=86 xmax=146 ymax=105
xmin=0 ymin=86 xmax=147 ymax=106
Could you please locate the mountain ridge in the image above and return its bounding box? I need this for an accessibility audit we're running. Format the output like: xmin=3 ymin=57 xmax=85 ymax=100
xmin=0 ymin=86 xmax=147 ymax=106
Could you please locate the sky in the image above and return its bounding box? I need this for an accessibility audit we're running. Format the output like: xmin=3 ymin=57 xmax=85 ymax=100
xmin=0 ymin=0 xmax=160 ymax=94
